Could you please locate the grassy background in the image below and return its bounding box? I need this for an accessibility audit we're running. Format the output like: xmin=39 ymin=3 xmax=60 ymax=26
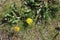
xmin=0 ymin=0 xmax=60 ymax=40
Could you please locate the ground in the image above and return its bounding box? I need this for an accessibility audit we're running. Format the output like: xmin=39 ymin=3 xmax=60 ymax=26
xmin=0 ymin=0 xmax=60 ymax=40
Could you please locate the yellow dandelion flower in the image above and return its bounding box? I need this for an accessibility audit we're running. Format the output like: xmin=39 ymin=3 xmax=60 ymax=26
xmin=14 ymin=26 xmax=20 ymax=32
xmin=26 ymin=18 xmax=33 ymax=25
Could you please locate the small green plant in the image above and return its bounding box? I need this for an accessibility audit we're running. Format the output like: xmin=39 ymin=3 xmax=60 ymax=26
xmin=0 ymin=2 xmax=34 ymax=37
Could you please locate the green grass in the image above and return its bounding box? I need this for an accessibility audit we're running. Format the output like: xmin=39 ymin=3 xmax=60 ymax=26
xmin=0 ymin=0 xmax=60 ymax=40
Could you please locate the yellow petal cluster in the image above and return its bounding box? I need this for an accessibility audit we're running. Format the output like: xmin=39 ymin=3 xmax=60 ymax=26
xmin=26 ymin=18 xmax=33 ymax=25
xmin=14 ymin=26 xmax=20 ymax=32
